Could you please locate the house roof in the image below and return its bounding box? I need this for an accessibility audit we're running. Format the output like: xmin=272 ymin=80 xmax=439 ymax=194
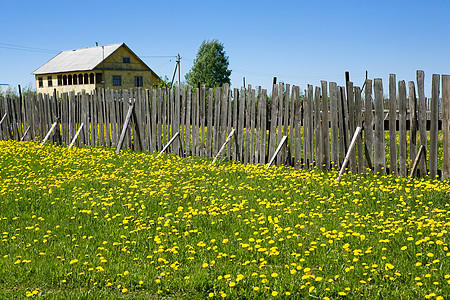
xmin=33 ymin=43 xmax=134 ymax=75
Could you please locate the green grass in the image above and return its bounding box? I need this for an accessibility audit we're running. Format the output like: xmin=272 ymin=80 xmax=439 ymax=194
xmin=0 ymin=140 xmax=449 ymax=299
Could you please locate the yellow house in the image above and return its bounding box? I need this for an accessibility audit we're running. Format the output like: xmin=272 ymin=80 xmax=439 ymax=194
xmin=33 ymin=43 xmax=161 ymax=94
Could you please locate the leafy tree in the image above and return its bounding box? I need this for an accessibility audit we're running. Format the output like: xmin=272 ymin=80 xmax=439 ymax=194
xmin=185 ymin=40 xmax=231 ymax=88
xmin=159 ymin=75 xmax=171 ymax=88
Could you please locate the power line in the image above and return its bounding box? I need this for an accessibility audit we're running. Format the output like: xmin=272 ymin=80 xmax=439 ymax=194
xmin=140 ymin=55 xmax=177 ymax=58
xmin=0 ymin=42 xmax=58 ymax=54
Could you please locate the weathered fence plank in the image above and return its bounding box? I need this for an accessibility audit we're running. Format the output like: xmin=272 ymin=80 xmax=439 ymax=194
xmin=354 ymin=87 xmax=363 ymax=173
xmin=417 ymin=70 xmax=427 ymax=176
xmin=389 ymin=74 xmax=397 ymax=175
xmin=429 ymin=74 xmax=440 ymax=179
xmin=442 ymin=75 xmax=450 ymax=180
xmin=408 ymin=81 xmax=418 ymax=172
xmin=364 ymin=80 xmax=373 ymax=172
xmin=329 ymin=82 xmax=339 ymax=168
xmin=398 ymin=80 xmax=407 ymax=176
xmin=260 ymin=89 xmax=267 ymax=165
xmin=268 ymin=84 xmax=279 ymax=162
xmin=321 ymin=81 xmax=330 ymax=169
xmin=374 ymin=78 xmax=386 ymax=174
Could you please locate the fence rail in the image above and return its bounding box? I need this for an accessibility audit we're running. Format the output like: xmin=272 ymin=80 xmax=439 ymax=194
xmin=1 ymin=70 xmax=449 ymax=179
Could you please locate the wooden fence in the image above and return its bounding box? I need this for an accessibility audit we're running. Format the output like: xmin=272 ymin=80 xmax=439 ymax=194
xmin=1 ymin=70 xmax=449 ymax=179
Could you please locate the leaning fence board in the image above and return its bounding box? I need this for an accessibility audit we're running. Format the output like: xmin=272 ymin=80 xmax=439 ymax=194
xmin=20 ymin=126 xmax=30 ymax=141
xmin=409 ymin=145 xmax=425 ymax=178
xmin=157 ymin=132 xmax=180 ymax=158
xmin=398 ymin=80 xmax=407 ymax=176
xmin=429 ymin=74 xmax=440 ymax=179
xmin=40 ymin=122 xmax=58 ymax=146
xmin=442 ymin=75 xmax=450 ymax=179
xmin=417 ymin=70 xmax=427 ymax=176
xmin=211 ymin=129 xmax=235 ymax=166
xmin=267 ymin=135 xmax=287 ymax=169
xmin=337 ymin=127 xmax=362 ymax=181
xmin=116 ymin=102 xmax=135 ymax=154
xmin=68 ymin=123 xmax=84 ymax=149
xmin=374 ymin=79 xmax=386 ymax=174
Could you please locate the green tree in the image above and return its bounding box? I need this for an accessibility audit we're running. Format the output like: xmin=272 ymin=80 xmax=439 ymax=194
xmin=185 ymin=40 xmax=231 ymax=88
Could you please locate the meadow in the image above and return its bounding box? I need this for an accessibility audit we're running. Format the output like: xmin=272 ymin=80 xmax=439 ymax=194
xmin=0 ymin=140 xmax=449 ymax=299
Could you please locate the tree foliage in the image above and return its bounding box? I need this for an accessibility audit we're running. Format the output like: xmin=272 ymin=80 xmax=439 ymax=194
xmin=185 ymin=40 xmax=231 ymax=88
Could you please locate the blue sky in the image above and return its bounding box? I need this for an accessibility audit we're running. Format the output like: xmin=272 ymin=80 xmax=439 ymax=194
xmin=1 ymin=0 xmax=449 ymax=96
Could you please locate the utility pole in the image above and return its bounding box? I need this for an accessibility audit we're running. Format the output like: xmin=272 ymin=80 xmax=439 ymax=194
xmin=177 ymin=53 xmax=181 ymax=87
xmin=170 ymin=54 xmax=181 ymax=88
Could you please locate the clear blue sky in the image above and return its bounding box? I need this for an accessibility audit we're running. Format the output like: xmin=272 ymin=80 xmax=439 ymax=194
xmin=1 ymin=0 xmax=449 ymax=96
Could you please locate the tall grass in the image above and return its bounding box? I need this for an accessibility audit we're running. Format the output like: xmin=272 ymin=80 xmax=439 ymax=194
xmin=0 ymin=140 xmax=449 ymax=299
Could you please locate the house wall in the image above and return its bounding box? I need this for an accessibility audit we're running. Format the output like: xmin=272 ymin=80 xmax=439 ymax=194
xmin=35 ymin=45 xmax=160 ymax=94
xmin=35 ymin=71 xmax=98 ymax=94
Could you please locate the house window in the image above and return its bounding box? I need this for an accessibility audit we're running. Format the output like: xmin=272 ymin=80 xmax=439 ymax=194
xmin=47 ymin=76 xmax=52 ymax=87
xmin=38 ymin=77 xmax=43 ymax=88
xmin=63 ymin=75 xmax=67 ymax=85
xmin=134 ymin=76 xmax=143 ymax=87
xmin=96 ymin=73 xmax=103 ymax=84
xmin=73 ymin=74 xmax=77 ymax=85
xmin=89 ymin=73 xmax=95 ymax=84
xmin=84 ymin=73 xmax=89 ymax=84
xmin=78 ymin=74 xmax=83 ymax=84
xmin=113 ymin=76 xmax=122 ymax=86
xmin=123 ymin=57 xmax=130 ymax=63
xmin=68 ymin=75 xmax=73 ymax=85
xmin=57 ymin=75 xmax=62 ymax=86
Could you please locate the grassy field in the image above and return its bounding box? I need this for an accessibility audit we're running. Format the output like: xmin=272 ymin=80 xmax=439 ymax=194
xmin=0 ymin=140 xmax=449 ymax=299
